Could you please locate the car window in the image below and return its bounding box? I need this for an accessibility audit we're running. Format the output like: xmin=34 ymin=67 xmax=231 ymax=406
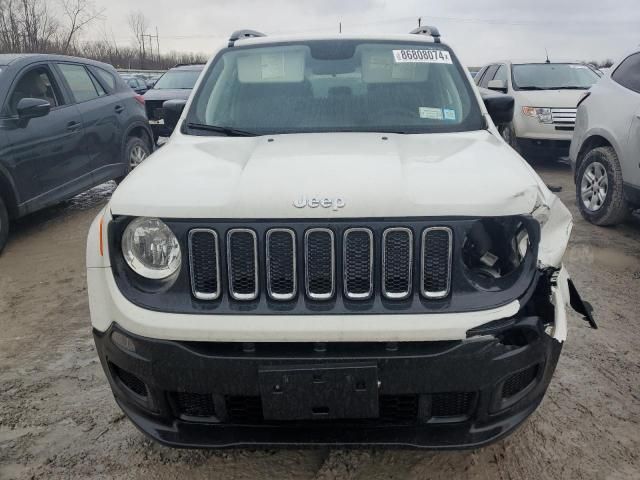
xmin=7 ymin=66 xmax=63 ymax=114
xmin=58 ymin=63 xmax=101 ymax=102
xmin=474 ymin=66 xmax=488 ymax=85
xmin=93 ymin=67 xmax=116 ymax=90
xmin=186 ymin=40 xmax=484 ymax=135
xmin=612 ymin=53 xmax=640 ymax=93
xmin=479 ymin=65 xmax=499 ymax=88
xmin=511 ymin=63 xmax=600 ymax=90
xmin=493 ymin=65 xmax=508 ymax=84
xmin=154 ymin=69 xmax=201 ymax=89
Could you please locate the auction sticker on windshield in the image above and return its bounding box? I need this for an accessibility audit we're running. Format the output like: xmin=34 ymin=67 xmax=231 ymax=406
xmin=393 ymin=49 xmax=452 ymax=64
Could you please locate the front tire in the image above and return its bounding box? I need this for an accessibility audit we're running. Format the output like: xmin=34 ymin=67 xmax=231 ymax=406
xmin=576 ymin=146 xmax=629 ymax=226
xmin=116 ymin=136 xmax=151 ymax=184
xmin=0 ymin=196 xmax=10 ymax=254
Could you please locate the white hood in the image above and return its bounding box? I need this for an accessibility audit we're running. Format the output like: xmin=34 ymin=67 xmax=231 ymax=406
xmin=110 ymin=131 xmax=547 ymax=219
xmin=514 ymin=89 xmax=586 ymax=109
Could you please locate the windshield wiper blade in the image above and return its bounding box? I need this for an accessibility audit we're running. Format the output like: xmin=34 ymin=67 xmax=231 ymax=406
xmin=186 ymin=123 xmax=258 ymax=137
xmin=517 ymin=86 xmax=546 ymax=90
xmin=552 ymin=86 xmax=590 ymax=90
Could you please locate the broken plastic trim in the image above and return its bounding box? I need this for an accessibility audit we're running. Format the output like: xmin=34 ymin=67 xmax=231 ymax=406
xmin=567 ymin=279 xmax=597 ymax=329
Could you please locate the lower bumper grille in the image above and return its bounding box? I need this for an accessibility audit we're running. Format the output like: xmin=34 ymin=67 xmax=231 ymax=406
xmin=170 ymin=393 xmax=475 ymax=424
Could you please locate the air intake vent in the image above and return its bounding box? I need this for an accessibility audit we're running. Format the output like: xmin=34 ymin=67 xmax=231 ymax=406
xmin=266 ymin=229 xmax=297 ymax=300
xmin=502 ymin=365 xmax=538 ymax=399
xmin=225 ymin=396 xmax=264 ymax=424
xmin=421 ymin=227 xmax=452 ymax=299
xmin=382 ymin=228 xmax=413 ymax=299
xmin=175 ymin=392 xmax=217 ymax=418
xmin=188 ymin=229 xmax=220 ymax=300
xmin=431 ymin=392 xmax=474 ymax=418
xmin=305 ymin=228 xmax=335 ymax=300
xmin=343 ymin=228 xmax=373 ymax=299
xmin=110 ymin=363 xmax=147 ymax=397
xmin=379 ymin=395 xmax=419 ymax=422
xmin=227 ymin=229 xmax=258 ymax=300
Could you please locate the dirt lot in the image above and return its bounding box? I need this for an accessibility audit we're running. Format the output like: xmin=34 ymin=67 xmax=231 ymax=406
xmin=1 ymin=163 xmax=639 ymax=479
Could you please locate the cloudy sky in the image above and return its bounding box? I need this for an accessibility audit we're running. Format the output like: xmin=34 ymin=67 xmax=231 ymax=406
xmin=83 ymin=0 xmax=640 ymax=66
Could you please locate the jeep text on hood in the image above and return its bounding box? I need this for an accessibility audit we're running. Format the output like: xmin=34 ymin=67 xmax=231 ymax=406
xmin=87 ymin=30 xmax=595 ymax=450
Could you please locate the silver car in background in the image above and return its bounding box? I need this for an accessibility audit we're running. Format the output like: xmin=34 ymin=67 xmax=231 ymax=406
xmin=570 ymin=49 xmax=640 ymax=225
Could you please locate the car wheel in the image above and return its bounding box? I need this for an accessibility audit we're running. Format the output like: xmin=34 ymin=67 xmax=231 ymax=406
xmin=576 ymin=146 xmax=629 ymax=226
xmin=0 ymin=196 xmax=10 ymax=254
xmin=116 ymin=136 xmax=151 ymax=184
xmin=499 ymin=123 xmax=519 ymax=152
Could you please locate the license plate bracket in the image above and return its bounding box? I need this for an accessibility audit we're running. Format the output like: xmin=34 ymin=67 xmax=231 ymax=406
xmin=259 ymin=363 xmax=379 ymax=421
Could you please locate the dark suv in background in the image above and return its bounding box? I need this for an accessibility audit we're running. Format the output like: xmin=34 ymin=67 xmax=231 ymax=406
xmin=0 ymin=54 xmax=153 ymax=252
xmin=143 ymin=64 xmax=204 ymax=141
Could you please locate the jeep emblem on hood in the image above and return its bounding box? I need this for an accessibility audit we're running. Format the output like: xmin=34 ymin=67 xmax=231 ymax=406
xmin=293 ymin=196 xmax=345 ymax=211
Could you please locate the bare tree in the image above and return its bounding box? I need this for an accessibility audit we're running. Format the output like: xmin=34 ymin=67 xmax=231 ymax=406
xmin=127 ymin=11 xmax=149 ymax=68
xmin=59 ymin=0 xmax=104 ymax=53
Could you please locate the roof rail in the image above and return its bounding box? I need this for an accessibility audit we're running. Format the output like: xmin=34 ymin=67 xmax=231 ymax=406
xmin=409 ymin=26 xmax=441 ymax=43
xmin=228 ymin=29 xmax=266 ymax=47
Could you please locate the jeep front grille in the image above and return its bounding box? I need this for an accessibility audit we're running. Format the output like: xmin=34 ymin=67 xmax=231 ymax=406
xmin=305 ymin=228 xmax=335 ymax=299
xmin=188 ymin=229 xmax=221 ymax=300
xmin=382 ymin=228 xmax=413 ymax=299
xmin=227 ymin=229 xmax=258 ymax=300
xmin=343 ymin=228 xmax=374 ymax=299
xmin=188 ymin=224 xmax=453 ymax=304
xmin=421 ymin=227 xmax=452 ymax=299
xmin=266 ymin=229 xmax=296 ymax=300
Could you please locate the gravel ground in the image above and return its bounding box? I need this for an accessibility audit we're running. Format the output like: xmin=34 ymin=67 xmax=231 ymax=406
xmin=1 ymin=164 xmax=639 ymax=480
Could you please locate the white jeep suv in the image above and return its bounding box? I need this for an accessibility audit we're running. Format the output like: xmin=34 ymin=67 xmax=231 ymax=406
xmin=476 ymin=61 xmax=600 ymax=159
xmin=87 ymin=28 xmax=595 ymax=449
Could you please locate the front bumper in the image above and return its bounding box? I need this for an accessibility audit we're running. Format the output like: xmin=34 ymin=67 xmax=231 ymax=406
xmin=94 ymin=312 xmax=562 ymax=449
xmin=517 ymin=138 xmax=571 ymax=157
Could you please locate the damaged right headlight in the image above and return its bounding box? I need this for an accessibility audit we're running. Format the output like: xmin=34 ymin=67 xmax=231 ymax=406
xmin=462 ymin=217 xmax=532 ymax=281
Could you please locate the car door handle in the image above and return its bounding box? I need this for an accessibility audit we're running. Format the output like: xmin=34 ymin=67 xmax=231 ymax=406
xmin=115 ymin=105 xmax=125 ymax=114
xmin=66 ymin=121 xmax=81 ymax=132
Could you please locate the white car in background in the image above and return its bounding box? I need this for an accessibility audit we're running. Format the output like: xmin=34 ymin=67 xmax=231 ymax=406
xmin=476 ymin=61 xmax=601 ymax=160
xmin=570 ymin=50 xmax=640 ymax=225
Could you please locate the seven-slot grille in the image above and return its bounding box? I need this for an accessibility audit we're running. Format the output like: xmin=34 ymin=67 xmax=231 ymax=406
xmin=188 ymin=225 xmax=452 ymax=303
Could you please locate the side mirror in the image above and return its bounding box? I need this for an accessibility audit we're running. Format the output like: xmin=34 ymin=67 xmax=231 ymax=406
xmin=487 ymin=79 xmax=507 ymax=93
xmin=480 ymin=89 xmax=514 ymax=125
xmin=17 ymin=97 xmax=50 ymax=120
xmin=162 ymin=99 xmax=187 ymax=134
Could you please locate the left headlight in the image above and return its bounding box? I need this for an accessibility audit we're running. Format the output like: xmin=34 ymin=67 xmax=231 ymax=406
xmin=122 ymin=217 xmax=181 ymax=279
xmin=522 ymin=106 xmax=552 ymax=124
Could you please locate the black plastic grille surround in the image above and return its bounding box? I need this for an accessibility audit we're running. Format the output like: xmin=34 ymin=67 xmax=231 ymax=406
xmin=109 ymin=216 xmax=540 ymax=315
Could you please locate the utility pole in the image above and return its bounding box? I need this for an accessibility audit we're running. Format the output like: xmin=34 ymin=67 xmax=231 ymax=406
xmin=141 ymin=31 xmax=160 ymax=69
xmin=418 ymin=17 xmax=422 ymax=27
xmin=155 ymin=26 xmax=160 ymax=64
xmin=339 ymin=21 xmax=342 ymax=33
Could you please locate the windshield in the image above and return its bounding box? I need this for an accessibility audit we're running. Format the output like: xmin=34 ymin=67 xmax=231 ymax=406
xmin=185 ymin=40 xmax=484 ymax=135
xmin=153 ymin=69 xmax=201 ymax=89
xmin=512 ymin=63 xmax=600 ymax=90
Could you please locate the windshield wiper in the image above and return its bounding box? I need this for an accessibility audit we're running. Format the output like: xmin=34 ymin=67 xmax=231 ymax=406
xmin=516 ymin=86 xmax=546 ymax=90
xmin=186 ymin=123 xmax=258 ymax=137
xmin=552 ymin=86 xmax=590 ymax=90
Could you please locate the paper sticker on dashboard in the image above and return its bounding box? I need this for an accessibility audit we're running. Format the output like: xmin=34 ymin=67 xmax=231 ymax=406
xmin=393 ymin=49 xmax=452 ymax=64
xmin=419 ymin=107 xmax=444 ymax=120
